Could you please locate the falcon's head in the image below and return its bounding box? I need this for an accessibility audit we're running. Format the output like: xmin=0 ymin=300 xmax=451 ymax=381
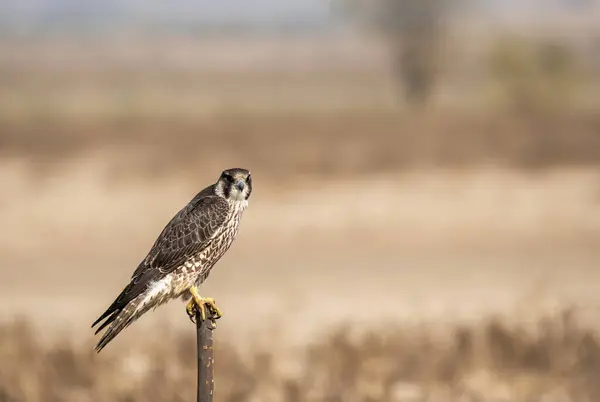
xmin=215 ymin=168 xmax=252 ymax=202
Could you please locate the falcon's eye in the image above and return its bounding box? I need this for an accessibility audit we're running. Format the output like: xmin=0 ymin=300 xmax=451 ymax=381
xmin=222 ymin=172 xmax=234 ymax=182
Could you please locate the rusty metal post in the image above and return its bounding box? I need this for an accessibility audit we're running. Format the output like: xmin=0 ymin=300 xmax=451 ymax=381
xmin=196 ymin=311 xmax=217 ymax=402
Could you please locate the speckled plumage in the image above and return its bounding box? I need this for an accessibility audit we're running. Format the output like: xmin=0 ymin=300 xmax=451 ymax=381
xmin=92 ymin=168 xmax=252 ymax=352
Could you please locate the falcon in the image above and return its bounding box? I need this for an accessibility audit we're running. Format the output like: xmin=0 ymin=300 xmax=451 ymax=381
xmin=91 ymin=168 xmax=252 ymax=352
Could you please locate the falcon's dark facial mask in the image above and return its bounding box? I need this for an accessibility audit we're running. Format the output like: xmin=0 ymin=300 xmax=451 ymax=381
xmin=215 ymin=168 xmax=252 ymax=201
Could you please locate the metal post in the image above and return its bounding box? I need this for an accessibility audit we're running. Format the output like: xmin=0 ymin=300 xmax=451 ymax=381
xmin=196 ymin=311 xmax=216 ymax=402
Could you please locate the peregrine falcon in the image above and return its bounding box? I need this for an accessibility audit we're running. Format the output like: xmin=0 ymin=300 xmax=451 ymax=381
xmin=91 ymin=168 xmax=252 ymax=352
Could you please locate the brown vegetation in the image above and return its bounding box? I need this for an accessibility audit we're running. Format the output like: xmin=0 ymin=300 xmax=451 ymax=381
xmin=1 ymin=308 xmax=599 ymax=402
xmin=2 ymin=111 xmax=600 ymax=185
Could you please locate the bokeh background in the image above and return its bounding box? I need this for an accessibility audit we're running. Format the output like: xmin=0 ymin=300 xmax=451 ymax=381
xmin=1 ymin=1 xmax=600 ymax=401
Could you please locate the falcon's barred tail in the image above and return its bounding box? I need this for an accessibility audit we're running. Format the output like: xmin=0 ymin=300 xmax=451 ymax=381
xmin=93 ymin=295 xmax=146 ymax=353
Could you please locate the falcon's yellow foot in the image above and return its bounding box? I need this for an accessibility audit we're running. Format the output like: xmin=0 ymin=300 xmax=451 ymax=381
xmin=186 ymin=296 xmax=223 ymax=324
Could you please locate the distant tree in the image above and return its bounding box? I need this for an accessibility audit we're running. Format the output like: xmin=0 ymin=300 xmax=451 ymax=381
xmin=339 ymin=0 xmax=452 ymax=107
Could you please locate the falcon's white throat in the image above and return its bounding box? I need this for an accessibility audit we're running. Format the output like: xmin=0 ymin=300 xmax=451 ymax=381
xmin=228 ymin=186 xmax=249 ymax=202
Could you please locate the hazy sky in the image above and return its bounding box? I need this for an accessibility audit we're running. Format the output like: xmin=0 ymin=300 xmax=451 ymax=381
xmin=0 ymin=0 xmax=330 ymax=23
xmin=0 ymin=0 xmax=337 ymax=35
xmin=0 ymin=0 xmax=596 ymax=35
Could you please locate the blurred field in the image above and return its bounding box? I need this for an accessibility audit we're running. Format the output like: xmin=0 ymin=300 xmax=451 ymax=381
xmin=1 ymin=28 xmax=600 ymax=401
xmin=2 ymin=308 xmax=600 ymax=402
xmin=1 ymin=37 xmax=600 ymax=180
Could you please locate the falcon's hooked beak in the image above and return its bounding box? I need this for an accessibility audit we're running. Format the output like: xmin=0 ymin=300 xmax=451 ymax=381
xmin=235 ymin=180 xmax=245 ymax=192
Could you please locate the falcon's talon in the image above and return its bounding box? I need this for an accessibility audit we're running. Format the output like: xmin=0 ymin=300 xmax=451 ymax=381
xmin=203 ymin=297 xmax=223 ymax=319
xmin=186 ymin=294 xmax=223 ymax=324
xmin=186 ymin=299 xmax=198 ymax=323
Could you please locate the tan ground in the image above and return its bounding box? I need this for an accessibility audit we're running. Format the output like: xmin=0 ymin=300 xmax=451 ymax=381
xmin=2 ymin=158 xmax=599 ymax=349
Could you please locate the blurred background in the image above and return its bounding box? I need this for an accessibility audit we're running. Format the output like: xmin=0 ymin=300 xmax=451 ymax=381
xmin=1 ymin=1 xmax=600 ymax=401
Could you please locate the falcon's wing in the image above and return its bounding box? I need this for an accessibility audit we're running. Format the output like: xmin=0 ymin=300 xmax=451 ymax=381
xmin=91 ymin=188 xmax=229 ymax=333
